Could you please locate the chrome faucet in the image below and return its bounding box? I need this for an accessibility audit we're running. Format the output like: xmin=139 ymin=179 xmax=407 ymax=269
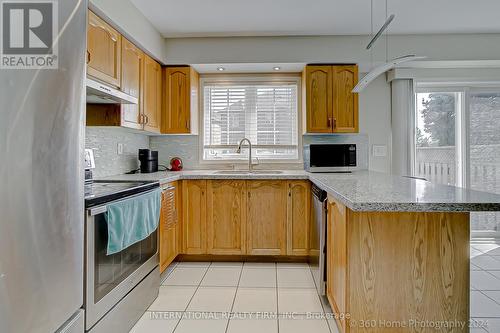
xmin=236 ymin=138 xmax=253 ymax=172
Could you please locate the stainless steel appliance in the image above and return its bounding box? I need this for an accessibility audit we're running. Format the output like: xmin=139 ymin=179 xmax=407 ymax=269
xmin=306 ymin=144 xmax=357 ymax=172
xmin=86 ymin=77 xmax=138 ymax=104
xmin=310 ymin=184 xmax=328 ymax=295
xmin=138 ymin=149 xmax=159 ymax=174
xmin=84 ymin=180 xmax=160 ymax=333
xmin=0 ymin=1 xmax=86 ymax=332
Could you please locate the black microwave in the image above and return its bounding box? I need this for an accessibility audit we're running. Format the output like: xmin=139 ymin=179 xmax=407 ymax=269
xmin=306 ymin=144 xmax=357 ymax=172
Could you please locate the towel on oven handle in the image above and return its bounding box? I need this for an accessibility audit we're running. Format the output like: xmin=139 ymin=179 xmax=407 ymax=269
xmin=105 ymin=188 xmax=161 ymax=255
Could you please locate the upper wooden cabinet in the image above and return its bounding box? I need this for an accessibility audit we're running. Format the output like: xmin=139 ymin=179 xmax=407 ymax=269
xmin=86 ymin=12 xmax=163 ymax=134
xmin=182 ymin=180 xmax=207 ymax=254
xmin=206 ymin=180 xmax=246 ymax=255
xmin=143 ymin=55 xmax=162 ymax=133
xmin=162 ymin=67 xmax=199 ymax=134
xmin=246 ymin=181 xmax=287 ymax=256
xmin=304 ymin=66 xmax=333 ymax=133
xmin=87 ymin=11 xmax=121 ymax=87
xmin=286 ymin=181 xmax=311 ymax=256
xmin=304 ymin=65 xmax=358 ymax=134
xmin=332 ymin=66 xmax=358 ymax=133
xmin=120 ymin=38 xmax=144 ymax=130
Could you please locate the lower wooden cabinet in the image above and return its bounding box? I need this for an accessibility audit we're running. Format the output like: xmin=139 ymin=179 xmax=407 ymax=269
xmin=180 ymin=179 xmax=309 ymax=257
xmin=287 ymin=181 xmax=311 ymax=256
xmin=327 ymin=196 xmax=348 ymax=332
xmin=182 ymin=180 xmax=207 ymax=254
xmin=159 ymin=181 xmax=181 ymax=273
xmin=206 ymin=180 xmax=246 ymax=255
xmin=246 ymin=181 xmax=287 ymax=255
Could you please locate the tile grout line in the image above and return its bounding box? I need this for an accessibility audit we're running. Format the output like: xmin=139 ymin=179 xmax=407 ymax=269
xmin=275 ymin=262 xmax=280 ymax=333
xmin=171 ymin=262 xmax=212 ymax=333
xmin=224 ymin=262 xmax=244 ymax=333
xmin=477 ymin=289 xmax=500 ymax=307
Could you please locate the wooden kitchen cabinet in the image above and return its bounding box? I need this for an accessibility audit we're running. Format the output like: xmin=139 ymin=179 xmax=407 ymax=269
xmin=304 ymin=64 xmax=358 ymax=134
xmin=162 ymin=66 xmax=199 ymax=134
xmin=332 ymin=66 xmax=358 ymax=133
xmin=304 ymin=66 xmax=333 ymax=133
xmin=142 ymin=55 xmax=162 ymax=133
xmin=120 ymin=38 xmax=144 ymax=130
xmin=327 ymin=197 xmax=348 ymax=332
xmin=159 ymin=181 xmax=181 ymax=273
xmin=87 ymin=10 xmax=121 ymax=87
xmin=182 ymin=180 xmax=207 ymax=254
xmin=206 ymin=180 xmax=246 ymax=255
xmin=246 ymin=181 xmax=287 ymax=255
xmin=286 ymin=181 xmax=311 ymax=256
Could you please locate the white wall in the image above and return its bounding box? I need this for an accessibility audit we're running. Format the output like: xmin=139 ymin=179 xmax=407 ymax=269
xmin=89 ymin=0 xmax=166 ymax=62
xmin=163 ymin=34 xmax=500 ymax=70
xmin=358 ymin=75 xmax=392 ymax=173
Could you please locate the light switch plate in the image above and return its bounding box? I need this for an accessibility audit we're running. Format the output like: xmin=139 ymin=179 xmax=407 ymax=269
xmin=117 ymin=143 xmax=124 ymax=155
xmin=372 ymin=145 xmax=387 ymax=157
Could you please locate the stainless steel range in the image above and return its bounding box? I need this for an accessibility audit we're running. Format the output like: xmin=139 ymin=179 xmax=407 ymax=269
xmin=84 ymin=169 xmax=160 ymax=333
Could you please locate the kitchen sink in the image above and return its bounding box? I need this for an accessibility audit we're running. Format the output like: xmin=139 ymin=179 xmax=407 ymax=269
xmin=214 ymin=170 xmax=283 ymax=175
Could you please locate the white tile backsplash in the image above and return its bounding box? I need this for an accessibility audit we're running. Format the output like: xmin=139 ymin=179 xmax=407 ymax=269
xmin=85 ymin=127 xmax=149 ymax=178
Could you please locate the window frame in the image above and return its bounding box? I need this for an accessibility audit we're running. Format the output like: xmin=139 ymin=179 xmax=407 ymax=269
xmin=198 ymin=74 xmax=303 ymax=165
xmin=414 ymin=81 xmax=500 ymax=239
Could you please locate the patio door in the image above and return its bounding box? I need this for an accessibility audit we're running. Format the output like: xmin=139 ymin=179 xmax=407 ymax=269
xmin=414 ymin=86 xmax=500 ymax=239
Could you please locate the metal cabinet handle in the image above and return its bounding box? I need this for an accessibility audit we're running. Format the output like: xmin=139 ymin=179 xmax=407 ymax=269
xmin=328 ymin=117 xmax=332 ymax=128
xmin=145 ymin=115 xmax=149 ymax=124
xmin=333 ymin=118 xmax=337 ymax=129
xmin=86 ymin=51 xmax=91 ymax=64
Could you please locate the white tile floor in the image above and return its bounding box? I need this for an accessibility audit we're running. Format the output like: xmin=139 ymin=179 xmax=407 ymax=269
xmin=470 ymin=243 xmax=500 ymax=333
xmin=131 ymin=243 xmax=500 ymax=333
xmin=130 ymin=261 xmax=338 ymax=333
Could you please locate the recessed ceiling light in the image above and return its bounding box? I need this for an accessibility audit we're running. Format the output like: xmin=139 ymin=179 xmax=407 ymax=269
xmin=273 ymin=66 xmax=281 ymax=71
xmin=217 ymin=67 xmax=225 ymax=71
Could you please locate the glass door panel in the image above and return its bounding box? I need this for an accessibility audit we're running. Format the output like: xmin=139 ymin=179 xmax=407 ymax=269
xmin=469 ymin=92 xmax=500 ymax=236
xmin=415 ymin=92 xmax=460 ymax=185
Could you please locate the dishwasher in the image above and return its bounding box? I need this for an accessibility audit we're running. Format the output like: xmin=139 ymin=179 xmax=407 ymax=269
xmin=310 ymin=183 xmax=328 ymax=295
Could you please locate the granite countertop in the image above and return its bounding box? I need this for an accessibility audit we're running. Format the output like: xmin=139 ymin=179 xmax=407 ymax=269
xmin=99 ymin=170 xmax=500 ymax=212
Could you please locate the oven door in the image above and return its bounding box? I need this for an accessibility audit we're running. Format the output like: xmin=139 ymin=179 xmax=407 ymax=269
xmin=85 ymin=201 xmax=158 ymax=330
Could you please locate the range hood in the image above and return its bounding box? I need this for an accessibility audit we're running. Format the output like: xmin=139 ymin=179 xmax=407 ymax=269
xmin=86 ymin=78 xmax=138 ymax=104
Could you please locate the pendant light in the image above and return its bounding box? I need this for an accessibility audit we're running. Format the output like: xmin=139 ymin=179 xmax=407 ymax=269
xmin=352 ymin=0 xmax=426 ymax=93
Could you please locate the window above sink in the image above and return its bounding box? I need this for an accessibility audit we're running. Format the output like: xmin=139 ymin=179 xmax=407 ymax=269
xmin=200 ymin=75 xmax=301 ymax=163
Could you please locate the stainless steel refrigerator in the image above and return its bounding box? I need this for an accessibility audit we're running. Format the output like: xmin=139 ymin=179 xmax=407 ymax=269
xmin=0 ymin=0 xmax=86 ymax=332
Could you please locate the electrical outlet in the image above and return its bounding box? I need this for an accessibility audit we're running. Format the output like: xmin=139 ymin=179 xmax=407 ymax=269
xmin=117 ymin=143 xmax=124 ymax=155
xmin=372 ymin=145 xmax=387 ymax=157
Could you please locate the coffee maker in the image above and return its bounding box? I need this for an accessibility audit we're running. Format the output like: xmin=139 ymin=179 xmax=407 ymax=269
xmin=138 ymin=149 xmax=158 ymax=173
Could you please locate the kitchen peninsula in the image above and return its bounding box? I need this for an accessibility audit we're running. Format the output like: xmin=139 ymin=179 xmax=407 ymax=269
xmin=102 ymin=170 xmax=500 ymax=333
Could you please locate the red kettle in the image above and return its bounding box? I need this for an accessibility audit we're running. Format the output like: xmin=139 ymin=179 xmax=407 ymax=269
xmin=169 ymin=157 xmax=183 ymax=171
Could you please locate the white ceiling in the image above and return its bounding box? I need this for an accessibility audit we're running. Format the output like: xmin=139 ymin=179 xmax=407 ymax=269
xmin=130 ymin=0 xmax=500 ymax=38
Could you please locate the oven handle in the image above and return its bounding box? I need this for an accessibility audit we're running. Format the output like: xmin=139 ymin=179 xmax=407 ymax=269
xmin=89 ymin=205 xmax=107 ymax=216
xmin=87 ymin=188 xmax=160 ymax=217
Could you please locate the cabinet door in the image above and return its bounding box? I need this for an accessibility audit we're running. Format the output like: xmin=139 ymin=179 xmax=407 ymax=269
xmin=206 ymin=180 xmax=246 ymax=255
xmin=120 ymin=38 xmax=143 ymax=130
xmin=143 ymin=55 xmax=162 ymax=133
xmin=327 ymin=198 xmax=347 ymax=332
xmin=287 ymin=181 xmax=311 ymax=256
xmin=87 ymin=11 xmax=121 ymax=87
xmin=305 ymin=66 xmax=333 ymax=133
xmin=247 ymin=181 xmax=287 ymax=255
xmin=159 ymin=183 xmax=178 ymax=273
xmin=332 ymin=65 xmax=358 ymax=133
xmin=182 ymin=180 xmax=207 ymax=254
xmin=163 ymin=67 xmax=191 ymax=134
